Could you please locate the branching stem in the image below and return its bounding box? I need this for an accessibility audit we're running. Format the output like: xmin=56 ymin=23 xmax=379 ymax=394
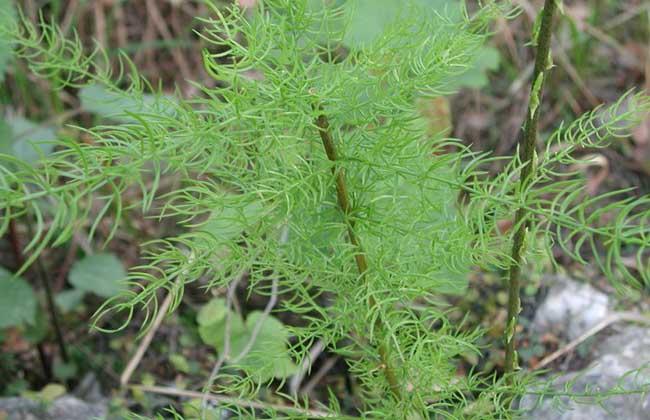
xmin=313 ymin=105 xmax=402 ymax=400
xmin=504 ymin=0 xmax=558 ymax=379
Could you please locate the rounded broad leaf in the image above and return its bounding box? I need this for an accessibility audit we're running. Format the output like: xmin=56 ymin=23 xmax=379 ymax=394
xmin=342 ymin=0 xmax=460 ymax=49
xmin=195 ymin=301 xmax=297 ymax=381
xmin=183 ymin=398 xmax=224 ymax=420
xmin=0 ymin=267 xmax=37 ymax=328
xmin=198 ymin=311 xmax=246 ymax=351
xmin=68 ymin=253 xmax=127 ymax=298
xmin=343 ymin=0 xmax=401 ymax=47
xmin=447 ymin=46 xmax=501 ymax=89
xmin=434 ymin=266 xmax=470 ymax=296
xmin=53 ymin=360 xmax=78 ymax=381
xmin=1 ymin=116 xmax=57 ymax=165
xmin=201 ymin=201 xmax=264 ymax=242
xmin=23 ymin=307 xmax=48 ymax=343
xmin=24 ymin=383 xmax=66 ymax=403
xmin=197 ymin=298 xmax=247 ymax=350
xmin=232 ymin=311 xmax=298 ymax=382
xmin=169 ymin=354 xmax=191 ymax=374
xmin=196 ymin=297 xmax=228 ymax=326
xmin=79 ymin=83 xmax=177 ymax=123
xmin=55 ymin=289 xmax=86 ymax=312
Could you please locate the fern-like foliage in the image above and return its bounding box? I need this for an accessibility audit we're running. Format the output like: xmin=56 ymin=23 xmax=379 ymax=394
xmin=0 ymin=0 xmax=648 ymax=418
xmin=462 ymin=92 xmax=650 ymax=288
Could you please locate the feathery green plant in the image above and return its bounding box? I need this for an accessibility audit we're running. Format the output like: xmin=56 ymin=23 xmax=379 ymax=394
xmin=1 ymin=0 xmax=649 ymax=418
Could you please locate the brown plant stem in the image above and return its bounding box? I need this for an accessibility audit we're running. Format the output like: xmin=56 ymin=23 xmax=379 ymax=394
xmin=8 ymin=219 xmax=25 ymax=268
xmin=23 ymin=217 xmax=70 ymax=363
xmin=504 ymin=0 xmax=558 ymax=379
xmin=35 ymin=342 xmax=52 ymax=381
xmin=8 ymin=218 xmax=51 ymax=380
xmin=313 ymin=106 xmax=402 ymax=400
xmin=35 ymin=257 xmax=69 ymax=363
xmin=131 ymin=384 xmax=338 ymax=418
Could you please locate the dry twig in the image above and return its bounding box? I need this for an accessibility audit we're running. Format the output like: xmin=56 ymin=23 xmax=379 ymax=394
xmin=289 ymin=339 xmax=327 ymax=396
xmin=132 ymin=384 xmax=337 ymax=418
xmin=533 ymin=312 xmax=650 ymax=370
xmin=145 ymin=0 xmax=193 ymax=83
xmin=120 ymin=286 xmax=176 ymax=387
xmin=202 ymin=226 xmax=288 ymax=416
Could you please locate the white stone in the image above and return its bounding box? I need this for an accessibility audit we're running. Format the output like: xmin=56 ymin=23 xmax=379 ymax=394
xmin=531 ymin=276 xmax=611 ymax=340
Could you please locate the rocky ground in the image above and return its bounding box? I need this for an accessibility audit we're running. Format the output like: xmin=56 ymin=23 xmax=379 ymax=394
xmin=2 ymin=276 xmax=649 ymax=419
xmin=521 ymin=276 xmax=650 ymax=419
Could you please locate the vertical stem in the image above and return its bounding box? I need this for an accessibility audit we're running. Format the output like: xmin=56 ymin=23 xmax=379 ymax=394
xmin=23 ymin=217 xmax=70 ymax=363
xmin=8 ymin=219 xmax=25 ymax=267
xmin=504 ymin=0 xmax=558 ymax=378
xmin=35 ymin=256 xmax=70 ymax=363
xmin=313 ymin=106 xmax=402 ymax=400
xmin=35 ymin=341 xmax=52 ymax=381
xmin=7 ymin=218 xmax=53 ymax=380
